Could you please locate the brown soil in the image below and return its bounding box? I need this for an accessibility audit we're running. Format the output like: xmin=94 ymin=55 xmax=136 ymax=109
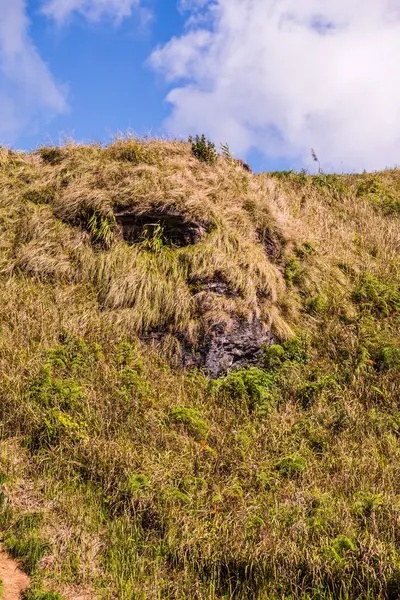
xmin=0 ymin=549 xmax=30 ymax=600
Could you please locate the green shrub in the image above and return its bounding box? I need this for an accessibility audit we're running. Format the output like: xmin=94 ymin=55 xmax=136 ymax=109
xmin=123 ymin=474 xmax=149 ymax=494
xmin=188 ymin=134 xmax=217 ymax=165
xmin=215 ymin=367 xmax=276 ymax=413
xmin=297 ymin=374 xmax=335 ymax=408
xmin=374 ymin=346 xmax=400 ymax=371
xmin=306 ymin=294 xmax=328 ymax=315
xmin=255 ymin=471 xmax=278 ymax=492
xmin=115 ymin=342 xmax=140 ymax=367
xmin=263 ymin=344 xmax=285 ymax=370
xmin=352 ymin=274 xmax=400 ymax=317
xmin=311 ymin=174 xmax=348 ymax=199
xmin=353 ymin=491 xmax=383 ymax=520
xmin=45 ymin=332 xmax=91 ymax=372
xmin=29 ymin=368 xmax=84 ymax=411
xmin=163 ymin=486 xmax=190 ymax=505
xmin=327 ymin=535 xmax=356 ymax=562
xmin=263 ymin=338 xmax=310 ymax=372
xmin=284 ymin=257 xmax=303 ymax=287
xmin=275 ymin=454 xmax=307 ymax=478
xmin=27 ymin=408 xmax=87 ymax=451
xmin=169 ymin=406 xmax=209 ymax=440
xmin=283 ymin=337 xmax=310 ymax=363
xmin=357 ymin=177 xmax=400 ymax=215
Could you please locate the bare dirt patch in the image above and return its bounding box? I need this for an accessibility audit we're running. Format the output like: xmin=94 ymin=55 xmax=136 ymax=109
xmin=0 ymin=548 xmax=30 ymax=600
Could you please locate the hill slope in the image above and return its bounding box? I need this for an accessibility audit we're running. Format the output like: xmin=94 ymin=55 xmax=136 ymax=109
xmin=0 ymin=138 xmax=399 ymax=599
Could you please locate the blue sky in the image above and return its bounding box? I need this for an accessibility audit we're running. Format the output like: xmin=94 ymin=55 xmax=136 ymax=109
xmin=1 ymin=0 xmax=400 ymax=173
xmin=22 ymin=2 xmax=184 ymax=146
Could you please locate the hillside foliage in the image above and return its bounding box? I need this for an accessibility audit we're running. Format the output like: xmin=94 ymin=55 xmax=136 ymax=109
xmin=0 ymin=137 xmax=399 ymax=599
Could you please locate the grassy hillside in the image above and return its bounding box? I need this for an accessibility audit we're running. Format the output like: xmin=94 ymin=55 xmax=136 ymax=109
xmin=0 ymin=138 xmax=399 ymax=600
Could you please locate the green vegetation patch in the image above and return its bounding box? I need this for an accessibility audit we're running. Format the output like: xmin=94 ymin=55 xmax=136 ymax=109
xmin=352 ymin=273 xmax=400 ymax=317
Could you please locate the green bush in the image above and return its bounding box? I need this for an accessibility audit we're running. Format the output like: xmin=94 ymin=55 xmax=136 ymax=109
xmin=352 ymin=274 xmax=400 ymax=317
xmin=327 ymin=535 xmax=356 ymax=562
xmin=284 ymin=257 xmax=303 ymax=287
xmin=215 ymin=367 xmax=276 ymax=413
xmin=124 ymin=474 xmax=149 ymax=494
xmin=374 ymin=345 xmax=400 ymax=371
xmin=275 ymin=454 xmax=307 ymax=478
xmin=306 ymin=294 xmax=328 ymax=315
xmin=297 ymin=374 xmax=335 ymax=408
xmin=357 ymin=177 xmax=400 ymax=216
xmin=263 ymin=344 xmax=285 ymax=370
xmin=283 ymin=337 xmax=310 ymax=363
xmin=45 ymin=333 xmax=91 ymax=372
xmin=263 ymin=338 xmax=310 ymax=372
xmin=188 ymin=134 xmax=217 ymax=165
xmin=169 ymin=406 xmax=209 ymax=440
xmin=28 ymin=368 xmax=84 ymax=411
xmin=353 ymin=491 xmax=383 ymax=520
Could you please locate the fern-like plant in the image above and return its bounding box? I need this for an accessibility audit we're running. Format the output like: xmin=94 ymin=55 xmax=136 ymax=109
xmin=87 ymin=211 xmax=115 ymax=248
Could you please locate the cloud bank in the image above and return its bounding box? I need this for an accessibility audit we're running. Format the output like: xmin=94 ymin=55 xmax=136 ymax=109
xmin=0 ymin=0 xmax=67 ymax=143
xmin=151 ymin=0 xmax=400 ymax=171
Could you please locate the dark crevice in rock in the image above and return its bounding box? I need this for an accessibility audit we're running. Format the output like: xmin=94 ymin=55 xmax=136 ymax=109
xmin=257 ymin=227 xmax=284 ymax=262
xmin=114 ymin=208 xmax=208 ymax=247
xmin=189 ymin=272 xmax=239 ymax=299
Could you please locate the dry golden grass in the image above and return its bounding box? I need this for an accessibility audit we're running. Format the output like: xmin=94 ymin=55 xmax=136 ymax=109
xmin=0 ymin=137 xmax=289 ymax=342
xmin=0 ymin=137 xmax=398 ymax=599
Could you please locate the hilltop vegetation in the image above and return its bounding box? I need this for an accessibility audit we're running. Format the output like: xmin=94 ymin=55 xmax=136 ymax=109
xmin=0 ymin=137 xmax=399 ymax=599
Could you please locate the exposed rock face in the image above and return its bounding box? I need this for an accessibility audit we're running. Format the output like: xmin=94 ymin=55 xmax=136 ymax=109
xmin=181 ymin=316 xmax=275 ymax=377
xmin=114 ymin=208 xmax=208 ymax=247
xmin=114 ymin=209 xmax=275 ymax=376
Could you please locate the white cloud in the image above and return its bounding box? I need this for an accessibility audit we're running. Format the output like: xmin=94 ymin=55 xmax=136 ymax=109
xmin=0 ymin=0 xmax=143 ymax=146
xmin=41 ymin=0 xmax=140 ymax=24
xmin=151 ymin=0 xmax=400 ymax=171
xmin=0 ymin=0 xmax=67 ymax=144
